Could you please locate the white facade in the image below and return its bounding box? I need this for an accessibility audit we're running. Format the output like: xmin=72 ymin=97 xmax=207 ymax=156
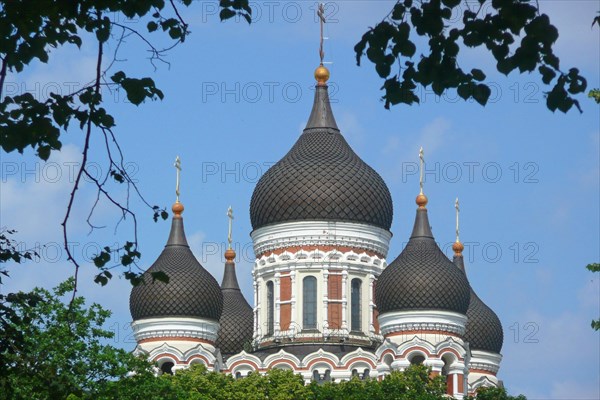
xmin=251 ymin=220 xmax=391 ymax=348
xmin=131 ymin=317 xmax=221 ymax=372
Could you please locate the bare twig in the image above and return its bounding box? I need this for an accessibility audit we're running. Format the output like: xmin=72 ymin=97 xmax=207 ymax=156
xmin=0 ymin=57 xmax=7 ymax=100
xmin=64 ymin=16 xmax=104 ymax=306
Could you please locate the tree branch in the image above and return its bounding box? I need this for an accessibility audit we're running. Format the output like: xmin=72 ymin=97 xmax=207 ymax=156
xmin=64 ymin=19 xmax=104 ymax=307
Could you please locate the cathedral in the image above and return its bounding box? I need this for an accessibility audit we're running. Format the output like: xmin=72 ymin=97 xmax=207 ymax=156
xmin=128 ymin=63 xmax=504 ymax=398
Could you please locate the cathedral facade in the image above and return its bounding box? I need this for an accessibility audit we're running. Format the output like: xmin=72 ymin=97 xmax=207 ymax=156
xmin=128 ymin=65 xmax=504 ymax=398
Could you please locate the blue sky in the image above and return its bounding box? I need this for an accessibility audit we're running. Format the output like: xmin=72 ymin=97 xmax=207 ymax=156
xmin=1 ymin=1 xmax=598 ymax=398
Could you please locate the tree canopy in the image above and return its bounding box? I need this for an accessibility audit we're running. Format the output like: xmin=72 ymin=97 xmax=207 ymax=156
xmin=0 ymin=279 xmax=152 ymax=400
xmin=354 ymin=0 xmax=587 ymax=112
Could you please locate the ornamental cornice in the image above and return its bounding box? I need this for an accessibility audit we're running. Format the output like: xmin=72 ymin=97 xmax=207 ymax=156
xmin=252 ymin=221 xmax=392 ymax=257
xmin=469 ymin=361 xmax=500 ymax=374
xmin=382 ymin=322 xmax=465 ymax=336
xmin=132 ymin=318 xmax=220 ymax=343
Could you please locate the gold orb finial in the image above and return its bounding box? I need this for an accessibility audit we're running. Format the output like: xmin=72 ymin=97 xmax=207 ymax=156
xmin=224 ymin=248 xmax=236 ymax=262
xmin=453 ymin=240 xmax=464 ymax=256
xmin=416 ymin=193 xmax=428 ymax=208
xmin=315 ymin=64 xmax=330 ymax=85
xmin=172 ymin=201 xmax=184 ymax=218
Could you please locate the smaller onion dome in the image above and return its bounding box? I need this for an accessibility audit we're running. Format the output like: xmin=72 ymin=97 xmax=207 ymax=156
xmin=129 ymin=202 xmax=223 ymax=321
xmin=376 ymin=197 xmax=471 ymax=315
xmin=216 ymin=248 xmax=254 ymax=356
xmin=454 ymin=248 xmax=504 ymax=354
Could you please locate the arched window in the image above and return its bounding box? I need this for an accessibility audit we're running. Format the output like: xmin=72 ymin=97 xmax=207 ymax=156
xmin=160 ymin=361 xmax=174 ymax=375
xmin=351 ymin=278 xmax=362 ymax=332
xmin=410 ymin=354 xmax=425 ymax=365
xmin=303 ymin=276 xmax=317 ymax=329
xmin=362 ymin=368 xmax=370 ymax=380
xmin=266 ymin=281 xmax=274 ymax=336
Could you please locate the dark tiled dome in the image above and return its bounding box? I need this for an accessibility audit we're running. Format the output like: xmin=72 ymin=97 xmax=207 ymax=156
xmin=216 ymin=260 xmax=253 ymax=356
xmin=465 ymin=291 xmax=504 ymax=353
xmin=376 ymin=207 xmax=471 ymax=314
xmin=454 ymin=255 xmax=503 ymax=354
xmin=129 ymin=216 xmax=223 ymax=321
xmin=249 ymin=85 xmax=393 ymax=231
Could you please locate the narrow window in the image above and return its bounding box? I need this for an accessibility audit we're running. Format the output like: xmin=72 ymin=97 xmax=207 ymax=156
xmin=303 ymin=276 xmax=317 ymax=329
xmin=351 ymin=278 xmax=362 ymax=331
xmin=266 ymin=281 xmax=274 ymax=336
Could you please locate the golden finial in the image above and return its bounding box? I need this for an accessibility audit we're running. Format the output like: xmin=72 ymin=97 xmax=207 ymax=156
xmin=416 ymin=147 xmax=428 ymax=208
xmin=314 ymin=3 xmax=330 ymax=85
xmin=452 ymin=197 xmax=464 ymax=256
xmin=172 ymin=156 xmax=184 ymax=218
xmin=225 ymin=206 xmax=236 ymax=261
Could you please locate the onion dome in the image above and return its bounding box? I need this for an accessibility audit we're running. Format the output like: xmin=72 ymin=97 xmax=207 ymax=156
xmin=454 ymin=246 xmax=504 ymax=354
xmin=216 ymin=248 xmax=254 ymax=356
xmin=129 ymin=202 xmax=223 ymax=321
xmin=375 ymin=196 xmax=471 ymax=314
xmin=249 ymin=65 xmax=393 ymax=231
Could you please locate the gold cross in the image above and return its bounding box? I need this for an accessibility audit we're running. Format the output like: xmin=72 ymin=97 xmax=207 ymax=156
xmin=455 ymin=197 xmax=460 ymax=242
xmin=174 ymin=156 xmax=182 ymax=202
xmin=317 ymin=3 xmax=326 ymax=64
xmin=419 ymin=147 xmax=425 ymax=195
xmin=227 ymin=206 xmax=234 ymax=249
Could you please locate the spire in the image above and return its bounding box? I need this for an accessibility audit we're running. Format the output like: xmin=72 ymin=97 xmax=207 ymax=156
xmin=410 ymin=147 xmax=434 ymax=239
xmin=416 ymin=146 xmax=428 ymax=208
xmin=167 ymin=156 xmax=188 ymax=246
xmin=222 ymin=206 xmax=240 ymax=290
xmin=304 ymin=83 xmax=339 ymax=130
xmin=453 ymin=197 xmax=465 ymax=258
xmin=305 ymin=3 xmax=338 ymax=131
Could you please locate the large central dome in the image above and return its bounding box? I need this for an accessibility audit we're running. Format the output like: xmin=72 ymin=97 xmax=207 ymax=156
xmin=250 ymin=82 xmax=393 ymax=231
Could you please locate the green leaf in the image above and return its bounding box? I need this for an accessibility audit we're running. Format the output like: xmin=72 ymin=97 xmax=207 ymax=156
xmin=471 ymin=68 xmax=486 ymax=82
xmin=472 ymin=84 xmax=491 ymax=106
xmin=111 ymin=71 xmax=126 ymax=83
xmin=151 ymin=271 xmax=170 ymax=284
xmin=586 ymin=263 xmax=600 ymax=273
xmin=38 ymin=146 xmax=51 ymax=161
xmin=442 ymin=0 xmax=461 ymax=8
xmin=147 ymin=21 xmax=158 ymax=32
xmin=457 ymin=83 xmax=471 ymax=100
xmin=94 ymin=273 xmax=109 ymax=286
xmin=220 ymin=8 xmax=237 ymax=21
xmin=538 ymin=65 xmax=556 ymax=84
xmin=391 ymin=4 xmax=405 ymax=20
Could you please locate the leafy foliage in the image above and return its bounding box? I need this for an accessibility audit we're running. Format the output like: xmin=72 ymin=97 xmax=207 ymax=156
xmin=354 ymin=0 xmax=587 ymax=112
xmin=0 ymin=279 xmax=153 ymax=400
xmin=586 ymin=263 xmax=600 ymax=331
xmin=465 ymin=386 xmax=527 ymax=400
xmin=0 ymin=229 xmax=37 ymax=271
xmin=0 ymin=0 xmax=250 ymax=289
xmin=101 ymin=364 xmax=450 ymax=400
